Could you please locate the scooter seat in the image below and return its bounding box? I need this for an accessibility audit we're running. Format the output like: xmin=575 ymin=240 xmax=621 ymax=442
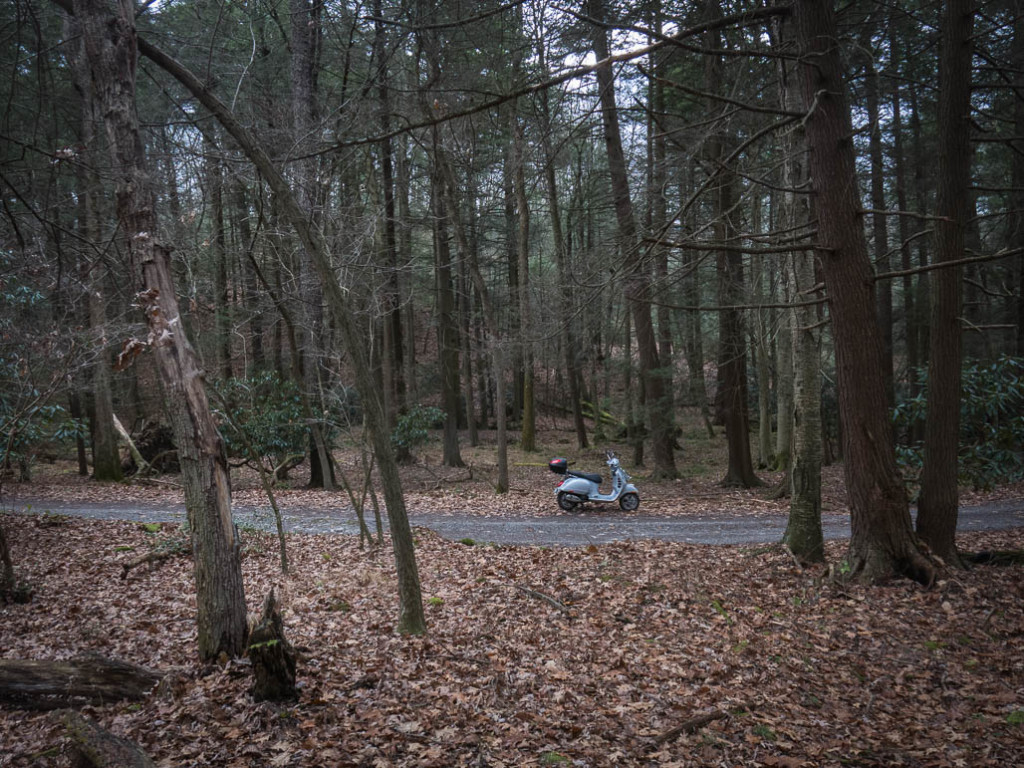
xmin=567 ymin=470 xmax=603 ymax=484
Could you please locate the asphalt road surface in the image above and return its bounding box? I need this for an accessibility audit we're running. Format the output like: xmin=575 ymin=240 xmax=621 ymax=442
xmin=5 ymin=497 xmax=1023 ymax=547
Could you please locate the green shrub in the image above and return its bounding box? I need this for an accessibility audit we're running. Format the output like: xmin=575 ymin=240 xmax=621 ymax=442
xmin=213 ymin=373 xmax=308 ymax=467
xmin=893 ymin=356 xmax=1024 ymax=490
xmin=391 ymin=405 xmax=444 ymax=459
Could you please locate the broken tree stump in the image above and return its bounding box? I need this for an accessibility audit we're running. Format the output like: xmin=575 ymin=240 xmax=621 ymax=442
xmin=0 ymin=654 xmax=161 ymax=710
xmin=65 ymin=712 xmax=155 ymax=768
xmin=248 ymin=588 xmax=297 ymax=702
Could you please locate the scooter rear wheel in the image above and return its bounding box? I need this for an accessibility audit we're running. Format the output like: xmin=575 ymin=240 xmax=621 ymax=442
xmin=618 ymin=492 xmax=640 ymax=511
xmin=557 ymin=492 xmax=583 ymax=512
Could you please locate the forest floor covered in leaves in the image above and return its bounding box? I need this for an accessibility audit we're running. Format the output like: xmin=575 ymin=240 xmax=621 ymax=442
xmin=3 ymin=426 xmax=1024 ymax=766
xmin=1 ymin=512 xmax=1023 ymax=767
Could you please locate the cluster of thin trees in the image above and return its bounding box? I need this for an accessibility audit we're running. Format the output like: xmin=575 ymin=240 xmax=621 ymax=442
xmin=2 ymin=0 xmax=1022 ymax=656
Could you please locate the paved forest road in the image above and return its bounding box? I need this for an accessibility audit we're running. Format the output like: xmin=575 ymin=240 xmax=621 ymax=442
xmin=5 ymin=497 xmax=1023 ymax=547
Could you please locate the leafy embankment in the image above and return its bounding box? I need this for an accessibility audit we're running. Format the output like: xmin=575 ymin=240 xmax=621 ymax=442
xmin=1 ymin=514 xmax=1022 ymax=767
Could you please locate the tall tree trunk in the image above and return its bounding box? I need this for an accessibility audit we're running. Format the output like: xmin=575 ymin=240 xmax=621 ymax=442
xmin=681 ymin=167 xmax=714 ymax=438
xmin=87 ymin=286 xmax=122 ymax=482
xmin=588 ymin=0 xmax=676 ymax=478
xmin=1010 ymin=3 xmax=1024 ymax=356
xmin=785 ymin=242 xmax=824 ymax=562
xmin=68 ymin=17 xmax=120 ymax=482
xmin=290 ymin=0 xmax=333 ymax=490
xmin=774 ymin=11 xmax=819 ymax=549
xmin=205 ymin=129 xmax=232 ymax=381
xmin=396 ymin=137 xmax=418 ymax=405
xmin=774 ymin=270 xmax=794 ymax=471
xmin=120 ymin=17 xmax=426 ymax=635
xmin=863 ymin=39 xmax=894 ymax=408
xmin=373 ymin=1 xmax=404 ymax=428
xmin=703 ymin=4 xmax=757 ymax=487
xmin=503 ymin=137 xmax=523 ymax=425
xmin=431 ymin=155 xmax=465 ymax=468
xmin=648 ymin=1 xmax=674 ymax=445
xmin=794 ymin=0 xmax=933 ymax=584
xmin=461 ymin=167 xmax=480 ymax=446
xmin=513 ymin=112 xmax=536 ymax=453
xmin=538 ymin=40 xmax=587 ymax=449
xmin=710 ymin=145 xmax=757 ymax=487
xmin=889 ymin=20 xmax=918 ymax=411
xmin=752 ymin=254 xmax=774 ymax=470
xmin=917 ymin=0 xmax=974 ymax=566
xmin=73 ymin=0 xmax=248 ymax=659
xmin=232 ymin=178 xmax=264 ymax=373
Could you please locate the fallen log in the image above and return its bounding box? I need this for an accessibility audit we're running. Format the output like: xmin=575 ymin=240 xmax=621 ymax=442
xmin=65 ymin=712 xmax=155 ymax=768
xmin=0 ymin=654 xmax=161 ymax=710
xmin=120 ymin=549 xmax=179 ymax=580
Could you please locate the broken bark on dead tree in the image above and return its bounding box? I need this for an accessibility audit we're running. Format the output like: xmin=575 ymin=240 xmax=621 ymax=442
xmin=0 ymin=654 xmax=160 ymax=710
xmin=65 ymin=712 xmax=155 ymax=768
xmin=248 ymin=588 xmax=297 ymax=702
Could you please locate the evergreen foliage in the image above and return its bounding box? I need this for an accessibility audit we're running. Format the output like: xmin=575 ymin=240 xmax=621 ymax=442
xmin=894 ymin=356 xmax=1024 ymax=489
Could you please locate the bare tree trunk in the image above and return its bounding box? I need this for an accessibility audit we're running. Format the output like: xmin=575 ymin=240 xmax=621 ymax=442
xmin=793 ymin=0 xmax=933 ymax=585
xmin=513 ymin=111 xmax=536 ymax=453
xmin=290 ymin=0 xmax=333 ymax=491
xmin=1011 ymin=4 xmax=1024 ymax=356
xmin=649 ymin=2 xmax=675 ymax=444
xmin=680 ymin=173 xmax=714 ymax=438
xmin=889 ymin=20 xmax=918 ymax=411
xmin=68 ymin=20 xmax=120 ymax=482
xmin=703 ymin=4 xmax=757 ymax=487
xmin=73 ymin=0 xmax=249 ymax=658
xmin=373 ymin=1 xmax=404 ymax=428
xmin=863 ymin=37 xmax=894 ymax=408
xmin=917 ymin=0 xmax=974 ymax=567
xmin=774 ymin=269 xmax=794 ymax=471
xmin=232 ymin=178 xmax=264 ymax=373
xmin=776 ymin=13 xmax=820 ymax=557
xmin=752 ymin=255 xmax=774 ymax=469
xmin=713 ymin=147 xmax=758 ymax=487
xmin=431 ymin=156 xmax=465 ymax=468
xmin=539 ymin=65 xmax=587 ymax=449
xmin=588 ymin=0 xmax=676 ymax=478
xmin=206 ymin=129 xmax=232 ymax=381
xmin=784 ymin=246 xmax=825 ymax=563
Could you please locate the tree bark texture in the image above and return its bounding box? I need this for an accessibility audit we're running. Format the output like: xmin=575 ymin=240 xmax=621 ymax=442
xmin=67 ymin=20 xmax=121 ymax=482
xmin=793 ymin=0 xmax=933 ymax=584
xmin=0 ymin=655 xmax=160 ymax=710
xmin=864 ymin=49 xmax=894 ymax=407
xmin=589 ymin=0 xmax=676 ymax=478
xmin=917 ymin=0 xmax=974 ymax=566
xmin=290 ymin=0 xmax=333 ymax=491
xmin=513 ymin=111 xmax=536 ymax=453
xmin=373 ymin=0 xmax=405 ymax=428
xmin=73 ymin=0 xmax=249 ymax=657
xmin=248 ymin=589 xmax=298 ymax=702
xmin=431 ymin=155 xmax=465 ymax=468
xmin=539 ymin=60 xmax=588 ymax=450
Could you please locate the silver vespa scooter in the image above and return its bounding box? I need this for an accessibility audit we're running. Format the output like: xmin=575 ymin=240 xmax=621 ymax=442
xmin=548 ymin=451 xmax=640 ymax=512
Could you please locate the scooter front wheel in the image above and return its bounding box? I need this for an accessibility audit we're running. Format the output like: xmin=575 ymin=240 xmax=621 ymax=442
xmin=557 ymin=492 xmax=583 ymax=512
xmin=618 ymin=492 xmax=640 ymax=511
